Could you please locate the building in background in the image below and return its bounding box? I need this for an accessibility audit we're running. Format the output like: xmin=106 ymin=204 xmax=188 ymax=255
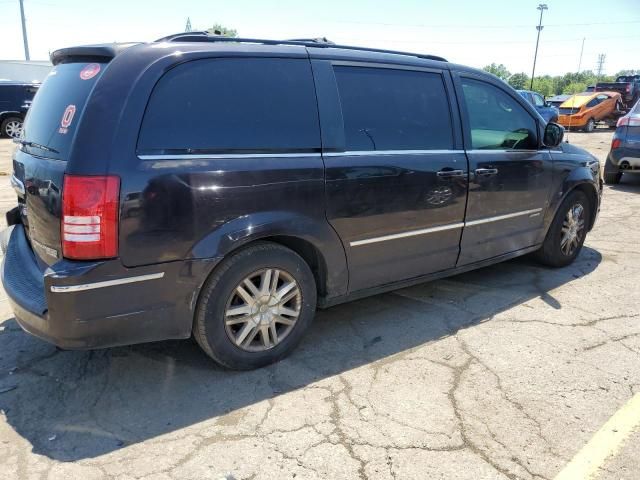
xmin=0 ymin=60 xmax=51 ymax=83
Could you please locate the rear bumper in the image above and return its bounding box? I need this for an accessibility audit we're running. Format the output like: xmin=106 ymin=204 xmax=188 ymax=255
xmin=607 ymin=149 xmax=640 ymax=172
xmin=0 ymin=225 xmax=217 ymax=349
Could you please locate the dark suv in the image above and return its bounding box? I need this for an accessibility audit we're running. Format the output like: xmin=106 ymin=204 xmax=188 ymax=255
xmin=1 ymin=34 xmax=602 ymax=369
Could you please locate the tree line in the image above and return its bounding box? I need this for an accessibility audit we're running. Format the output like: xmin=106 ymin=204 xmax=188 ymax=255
xmin=483 ymin=63 xmax=639 ymax=97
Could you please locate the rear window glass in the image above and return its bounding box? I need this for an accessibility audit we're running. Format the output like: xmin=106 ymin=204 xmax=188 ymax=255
xmin=138 ymin=58 xmax=320 ymax=154
xmin=333 ymin=66 xmax=453 ymax=151
xmin=21 ymin=62 xmax=105 ymax=160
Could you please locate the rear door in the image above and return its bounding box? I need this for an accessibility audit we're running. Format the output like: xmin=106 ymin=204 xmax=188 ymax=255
xmin=315 ymin=61 xmax=468 ymax=292
xmin=12 ymin=62 xmax=106 ymax=265
xmin=455 ymin=74 xmax=553 ymax=265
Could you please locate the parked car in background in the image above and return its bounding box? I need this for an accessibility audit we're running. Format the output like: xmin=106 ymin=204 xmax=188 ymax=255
xmin=557 ymin=91 xmax=622 ymax=132
xmin=0 ymin=82 xmax=39 ymax=138
xmin=517 ymin=90 xmax=559 ymax=123
xmin=595 ymin=75 xmax=640 ymax=108
xmin=1 ymin=34 xmax=602 ymax=370
xmin=547 ymin=94 xmax=571 ymax=109
xmin=604 ymin=99 xmax=640 ymax=184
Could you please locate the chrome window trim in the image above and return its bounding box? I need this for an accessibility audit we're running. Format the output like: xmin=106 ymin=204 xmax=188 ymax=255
xmin=50 ymin=272 xmax=165 ymax=293
xmin=350 ymin=222 xmax=464 ymax=247
xmin=350 ymin=208 xmax=544 ymax=247
xmin=138 ymin=153 xmax=321 ymax=160
xmin=466 ymin=149 xmax=540 ymax=154
xmin=325 ymin=149 xmax=462 ymax=157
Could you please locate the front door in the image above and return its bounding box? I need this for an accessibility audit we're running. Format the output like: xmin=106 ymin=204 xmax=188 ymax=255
xmin=455 ymin=75 xmax=553 ymax=265
xmin=320 ymin=63 xmax=468 ymax=292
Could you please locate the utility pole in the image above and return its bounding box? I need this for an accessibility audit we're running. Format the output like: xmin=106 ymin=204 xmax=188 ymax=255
xmin=19 ymin=0 xmax=30 ymax=60
xmin=596 ymin=53 xmax=606 ymax=79
xmin=577 ymin=38 xmax=585 ymax=73
xmin=530 ymin=3 xmax=548 ymax=90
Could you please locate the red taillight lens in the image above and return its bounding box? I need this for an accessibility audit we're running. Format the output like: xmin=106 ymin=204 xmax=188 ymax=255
xmin=611 ymin=138 xmax=622 ymax=150
xmin=62 ymin=175 xmax=120 ymax=259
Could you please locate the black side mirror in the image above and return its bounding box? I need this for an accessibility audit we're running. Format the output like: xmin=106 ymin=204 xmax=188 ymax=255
xmin=543 ymin=122 xmax=564 ymax=147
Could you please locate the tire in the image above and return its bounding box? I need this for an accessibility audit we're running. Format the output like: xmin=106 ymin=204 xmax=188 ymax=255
xmin=583 ymin=118 xmax=596 ymax=133
xmin=1 ymin=117 xmax=23 ymax=139
xmin=193 ymin=242 xmax=317 ymax=370
xmin=604 ymin=171 xmax=622 ymax=185
xmin=534 ymin=190 xmax=591 ymax=268
xmin=604 ymin=157 xmax=622 ymax=185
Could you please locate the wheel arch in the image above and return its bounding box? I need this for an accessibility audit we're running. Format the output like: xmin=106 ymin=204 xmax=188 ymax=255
xmin=189 ymin=211 xmax=349 ymax=301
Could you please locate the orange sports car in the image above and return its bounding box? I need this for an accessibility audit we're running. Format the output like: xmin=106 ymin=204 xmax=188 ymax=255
xmin=557 ymin=91 xmax=622 ymax=132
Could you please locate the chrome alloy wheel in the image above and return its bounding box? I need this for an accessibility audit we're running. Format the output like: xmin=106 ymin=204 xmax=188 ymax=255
xmin=224 ymin=268 xmax=301 ymax=352
xmin=560 ymin=203 xmax=586 ymax=256
xmin=5 ymin=120 xmax=23 ymax=138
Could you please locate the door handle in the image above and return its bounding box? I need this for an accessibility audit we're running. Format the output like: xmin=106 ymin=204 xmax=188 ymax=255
xmin=474 ymin=168 xmax=499 ymax=176
xmin=437 ymin=169 xmax=466 ymax=178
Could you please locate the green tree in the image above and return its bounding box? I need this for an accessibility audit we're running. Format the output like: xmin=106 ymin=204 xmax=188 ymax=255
xmin=207 ymin=23 xmax=238 ymax=37
xmin=562 ymin=82 xmax=587 ymax=94
xmin=531 ymin=76 xmax=554 ymax=97
xmin=508 ymin=73 xmax=529 ymax=90
xmin=483 ymin=63 xmax=511 ymax=81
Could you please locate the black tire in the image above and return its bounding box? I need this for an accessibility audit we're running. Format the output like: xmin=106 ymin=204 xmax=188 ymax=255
xmin=193 ymin=242 xmax=317 ymax=370
xmin=604 ymin=171 xmax=622 ymax=185
xmin=604 ymin=157 xmax=622 ymax=185
xmin=1 ymin=117 xmax=23 ymax=138
xmin=534 ymin=190 xmax=591 ymax=268
xmin=583 ymin=118 xmax=596 ymax=133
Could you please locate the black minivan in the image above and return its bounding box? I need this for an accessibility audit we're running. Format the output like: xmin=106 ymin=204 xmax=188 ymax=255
xmin=1 ymin=34 xmax=602 ymax=369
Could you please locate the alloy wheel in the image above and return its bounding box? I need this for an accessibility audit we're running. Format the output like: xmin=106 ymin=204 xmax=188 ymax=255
xmin=5 ymin=120 xmax=22 ymax=138
xmin=224 ymin=268 xmax=301 ymax=352
xmin=560 ymin=203 xmax=586 ymax=256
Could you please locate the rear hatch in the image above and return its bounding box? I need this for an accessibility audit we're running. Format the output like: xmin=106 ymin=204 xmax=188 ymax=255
xmin=13 ymin=61 xmax=106 ymax=266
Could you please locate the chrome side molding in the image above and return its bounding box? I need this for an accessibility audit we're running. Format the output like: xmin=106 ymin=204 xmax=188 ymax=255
xmin=50 ymin=272 xmax=165 ymax=293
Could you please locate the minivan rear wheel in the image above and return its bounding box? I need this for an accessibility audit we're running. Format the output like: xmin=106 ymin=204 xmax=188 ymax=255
xmin=1 ymin=117 xmax=23 ymax=138
xmin=534 ymin=190 xmax=591 ymax=267
xmin=193 ymin=242 xmax=317 ymax=369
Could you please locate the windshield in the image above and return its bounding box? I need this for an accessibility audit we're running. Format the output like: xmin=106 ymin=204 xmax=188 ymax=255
xmin=21 ymin=62 xmax=106 ymax=160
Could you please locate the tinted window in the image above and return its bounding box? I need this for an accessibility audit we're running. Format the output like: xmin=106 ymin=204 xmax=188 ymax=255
xmin=586 ymin=98 xmax=599 ymax=108
xmin=138 ymin=58 xmax=320 ymax=154
xmin=333 ymin=66 xmax=453 ymax=151
xmin=21 ymin=63 xmax=106 ymax=160
xmin=532 ymin=93 xmax=545 ymax=107
xmin=461 ymin=78 xmax=538 ymax=150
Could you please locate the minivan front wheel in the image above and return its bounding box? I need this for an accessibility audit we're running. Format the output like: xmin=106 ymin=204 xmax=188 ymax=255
xmin=534 ymin=190 xmax=591 ymax=267
xmin=194 ymin=242 xmax=317 ymax=369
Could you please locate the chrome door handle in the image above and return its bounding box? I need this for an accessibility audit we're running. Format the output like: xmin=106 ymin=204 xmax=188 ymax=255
xmin=475 ymin=168 xmax=498 ymax=176
xmin=437 ymin=169 xmax=465 ymax=178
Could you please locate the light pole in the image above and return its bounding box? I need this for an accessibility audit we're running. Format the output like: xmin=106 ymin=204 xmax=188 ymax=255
xmin=19 ymin=0 xmax=30 ymax=60
xmin=530 ymin=3 xmax=547 ymax=90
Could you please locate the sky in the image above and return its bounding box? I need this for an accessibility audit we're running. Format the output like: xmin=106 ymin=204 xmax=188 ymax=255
xmin=0 ymin=0 xmax=638 ymax=76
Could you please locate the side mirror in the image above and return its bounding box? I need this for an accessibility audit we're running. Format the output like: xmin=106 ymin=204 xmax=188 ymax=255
xmin=543 ymin=122 xmax=564 ymax=147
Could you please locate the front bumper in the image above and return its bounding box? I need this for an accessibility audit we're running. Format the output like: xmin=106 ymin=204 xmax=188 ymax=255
xmin=0 ymin=225 xmax=215 ymax=349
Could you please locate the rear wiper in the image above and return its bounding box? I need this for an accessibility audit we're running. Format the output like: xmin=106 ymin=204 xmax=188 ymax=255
xmin=14 ymin=139 xmax=60 ymax=155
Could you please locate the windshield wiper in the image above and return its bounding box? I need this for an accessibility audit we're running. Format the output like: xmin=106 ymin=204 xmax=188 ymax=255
xmin=15 ymin=139 xmax=60 ymax=155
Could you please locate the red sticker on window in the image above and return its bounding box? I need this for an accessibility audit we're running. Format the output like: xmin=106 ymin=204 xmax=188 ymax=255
xmin=79 ymin=63 xmax=100 ymax=80
xmin=59 ymin=104 xmax=76 ymax=134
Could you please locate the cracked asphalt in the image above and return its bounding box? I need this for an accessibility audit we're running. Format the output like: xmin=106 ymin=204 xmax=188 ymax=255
xmin=0 ymin=130 xmax=638 ymax=479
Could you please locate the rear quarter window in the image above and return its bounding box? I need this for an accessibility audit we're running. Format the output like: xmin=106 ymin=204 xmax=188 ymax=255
xmin=137 ymin=58 xmax=320 ymax=154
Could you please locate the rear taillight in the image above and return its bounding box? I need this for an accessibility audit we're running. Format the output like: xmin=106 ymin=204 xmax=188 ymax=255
xmin=617 ymin=115 xmax=640 ymax=127
xmin=611 ymin=138 xmax=622 ymax=150
xmin=62 ymin=175 xmax=120 ymax=260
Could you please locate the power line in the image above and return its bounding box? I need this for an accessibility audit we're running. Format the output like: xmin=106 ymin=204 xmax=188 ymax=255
xmin=330 ymin=19 xmax=640 ymax=29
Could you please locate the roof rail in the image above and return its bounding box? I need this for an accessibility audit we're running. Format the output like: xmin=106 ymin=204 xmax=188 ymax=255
xmin=153 ymin=33 xmax=447 ymax=62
